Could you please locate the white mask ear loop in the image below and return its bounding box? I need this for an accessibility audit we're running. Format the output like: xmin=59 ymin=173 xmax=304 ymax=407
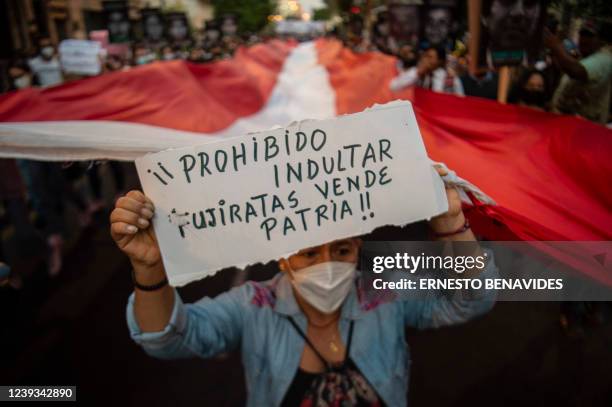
xmin=281 ymin=259 xmax=296 ymax=281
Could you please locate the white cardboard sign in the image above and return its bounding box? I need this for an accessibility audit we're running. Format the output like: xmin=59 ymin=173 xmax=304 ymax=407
xmin=135 ymin=101 xmax=448 ymax=286
xmin=59 ymin=39 xmax=102 ymax=76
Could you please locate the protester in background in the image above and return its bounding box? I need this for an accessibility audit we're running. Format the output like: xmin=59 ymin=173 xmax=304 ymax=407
xmin=87 ymin=161 xmax=126 ymax=211
xmin=111 ymin=166 xmax=496 ymax=406
xmin=19 ymin=160 xmax=95 ymax=276
xmin=160 ymin=45 xmax=176 ymax=61
xmin=104 ymin=54 xmax=127 ymax=72
xmin=28 ymin=37 xmax=63 ymax=87
xmin=510 ymin=68 xmax=549 ymax=111
xmin=188 ymin=47 xmax=212 ymax=63
xmin=546 ymin=21 xmax=612 ymax=124
xmin=396 ymin=44 xmax=418 ymax=71
xmin=0 ymin=159 xmax=37 ymax=289
xmin=21 ymin=162 xmax=66 ymax=276
xmin=345 ymin=14 xmax=368 ymax=53
xmin=371 ymin=11 xmax=397 ymax=55
xmin=390 ymin=46 xmax=464 ymax=95
xmin=132 ymin=44 xmax=156 ymax=66
xmin=7 ymin=60 xmax=35 ymax=91
xmin=460 ymin=67 xmax=499 ymax=100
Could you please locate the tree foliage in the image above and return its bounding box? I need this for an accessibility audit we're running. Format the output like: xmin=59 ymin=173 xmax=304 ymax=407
xmin=313 ymin=7 xmax=332 ymax=21
xmin=212 ymin=0 xmax=276 ymax=33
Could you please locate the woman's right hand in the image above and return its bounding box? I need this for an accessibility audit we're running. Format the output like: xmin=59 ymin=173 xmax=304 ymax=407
xmin=110 ymin=190 xmax=161 ymax=268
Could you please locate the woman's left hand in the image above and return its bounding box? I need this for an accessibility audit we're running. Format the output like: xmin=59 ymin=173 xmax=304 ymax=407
xmin=429 ymin=166 xmax=465 ymax=235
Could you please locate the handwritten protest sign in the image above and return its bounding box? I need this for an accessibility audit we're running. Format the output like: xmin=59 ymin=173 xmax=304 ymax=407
xmin=59 ymin=40 xmax=103 ymax=76
xmin=135 ymin=101 xmax=448 ymax=286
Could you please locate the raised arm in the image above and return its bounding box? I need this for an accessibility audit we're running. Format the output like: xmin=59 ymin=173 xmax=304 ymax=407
xmin=402 ymin=167 xmax=497 ymax=329
xmin=544 ymin=28 xmax=588 ymax=82
xmin=110 ymin=190 xmax=174 ymax=332
xmin=111 ymin=190 xmax=246 ymax=359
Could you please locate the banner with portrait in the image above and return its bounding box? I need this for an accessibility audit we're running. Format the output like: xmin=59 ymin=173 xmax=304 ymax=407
xmin=388 ymin=1 xmax=422 ymax=45
xmin=478 ymin=0 xmax=548 ymax=67
xmin=420 ymin=0 xmax=457 ymax=48
xmin=103 ymin=0 xmax=131 ymax=44
xmin=141 ymin=8 xmax=164 ymax=42
xmin=220 ymin=14 xmax=239 ymax=37
xmin=165 ymin=12 xmax=190 ymax=43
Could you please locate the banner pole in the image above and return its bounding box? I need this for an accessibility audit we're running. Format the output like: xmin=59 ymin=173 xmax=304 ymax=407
xmin=497 ymin=66 xmax=511 ymax=104
xmin=467 ymin=0 xmax=482 ymax=76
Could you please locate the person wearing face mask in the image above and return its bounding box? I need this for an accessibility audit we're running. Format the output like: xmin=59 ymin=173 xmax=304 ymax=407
xmin=28 ymin=37 xmax=63 ymax=87
xmin=111 ymin=166 xmax=496 ymax=407
xmin=132 ymin=44 xmax=157 ymax=66
xmin=390 ymin=46 xmax=464 ymax=96
xmin=160 ymin=45 xmax=176 ymax=61
xmin=510 ymin=68 xmax=549 ymax=111
xmin=7 ymin=60 xmax=35 ymax=91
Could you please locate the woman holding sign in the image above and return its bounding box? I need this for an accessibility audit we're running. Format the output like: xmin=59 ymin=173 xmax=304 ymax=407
xmin=110 ymin=166 xmax=496 ymax=407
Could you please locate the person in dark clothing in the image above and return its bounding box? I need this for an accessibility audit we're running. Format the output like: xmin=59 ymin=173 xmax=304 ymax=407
xmin=460 ymin=68 xmax=499 ymax=100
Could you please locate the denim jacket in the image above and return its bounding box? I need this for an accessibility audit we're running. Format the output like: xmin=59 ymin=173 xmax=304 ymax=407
xmin=126 ymin=253 xmax=497 ymax=407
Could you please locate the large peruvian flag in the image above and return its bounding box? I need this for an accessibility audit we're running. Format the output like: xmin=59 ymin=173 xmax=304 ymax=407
xmin=0 ymin=39 xmax=611 ymax=284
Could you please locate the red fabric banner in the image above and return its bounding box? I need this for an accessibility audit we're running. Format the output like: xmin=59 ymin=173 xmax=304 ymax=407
xmin=316 ymin=38 xmax=612 ymax=284
xmin=0 ymin=40 xmax=295 ymax=133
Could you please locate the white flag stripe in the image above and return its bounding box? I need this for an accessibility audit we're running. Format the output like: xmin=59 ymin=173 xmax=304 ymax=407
xmin=0 ymin=42 xmax=336 ymax=162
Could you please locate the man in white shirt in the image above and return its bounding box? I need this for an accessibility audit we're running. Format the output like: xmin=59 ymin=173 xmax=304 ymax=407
xmin=390 ymin=46 xmax=464 ymax=96
xmin=28 ymin=37 xmax=63 ymax=87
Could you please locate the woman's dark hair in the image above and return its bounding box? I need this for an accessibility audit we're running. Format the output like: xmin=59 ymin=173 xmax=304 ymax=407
xmin=8 ymin=59 xmax=31 ymax=73
xmin=509 ymin=68 xmax=550 ymax=108
xmin=517 ymin=68 xmax=549 ymax=95
xmin=426 ymin=46 xmax=447 ymax=64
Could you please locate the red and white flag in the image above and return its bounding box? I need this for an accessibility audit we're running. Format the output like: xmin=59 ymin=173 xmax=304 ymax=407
xmin=1 ymin=39 xmax=611 ymax=283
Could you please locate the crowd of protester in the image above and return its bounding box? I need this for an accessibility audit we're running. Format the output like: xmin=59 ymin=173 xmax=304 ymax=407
xmin=1 ymin=11 xmax=611 ymax=339
xmin=0 ymin=26 xmax=270 ymax=289
xmin=342 ymin=11 xmax=611 ymax=126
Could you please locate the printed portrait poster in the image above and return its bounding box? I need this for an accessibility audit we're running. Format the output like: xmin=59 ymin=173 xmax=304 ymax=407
xmin=421 ymin=0 xmax=457 ymax=47
xmin=204 ymin=19 xmax=222 ymax=44
xmin=103 ymin=0 xmax=131 ymax=43
xmin=479 ymin=0 xmax=548 ymax=67
xmin=141 ymin=8 xmax=164 ymax=42
xmin=135 ymin=101 xmax=448 ymax=286
xmin=388 ymin=1 xmax=423 ymax=44
xmin=165 ymin=12 xmax=190 ymax=42
xmin=221 ymin=14 xmax=239 ymax=37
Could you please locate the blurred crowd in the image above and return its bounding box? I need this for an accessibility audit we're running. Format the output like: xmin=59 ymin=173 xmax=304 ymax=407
xmin=0 ymin=27 xmax=273 ymax=289
xmin=5 ymin=32 xmax=267 ymax=92
xmin=341 ymin=11 xmax=612 ymax=126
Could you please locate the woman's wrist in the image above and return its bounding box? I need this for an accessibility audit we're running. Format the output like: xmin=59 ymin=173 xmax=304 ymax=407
xmin=132 ymin=269 xmax=168 ymax=291
xmin=131 ymin=259 xmax=166 ymax=286
xmin=429 ymin=211 xmax=465 ymax=234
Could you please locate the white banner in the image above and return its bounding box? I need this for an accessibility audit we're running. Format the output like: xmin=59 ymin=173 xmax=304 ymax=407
xmin=59 ymin=39 xmax=103 ymax=76
xmin=135 ymin=101 xmax=448 ymax=286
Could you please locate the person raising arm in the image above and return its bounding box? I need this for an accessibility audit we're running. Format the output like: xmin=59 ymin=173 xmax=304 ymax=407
xmin=110 ymin=166 xmax=496 ymax=406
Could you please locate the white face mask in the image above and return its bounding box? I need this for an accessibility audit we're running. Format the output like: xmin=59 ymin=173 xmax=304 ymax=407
xmin=14 ymin=75 xmax=31 ymax=89
xmin=41 ymin=46 xmax=54 ymax=58
xmin=290 ymin=261 xmax=356 ymax=314
xmin=136 ymin=53 xmax=155 ymax=65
